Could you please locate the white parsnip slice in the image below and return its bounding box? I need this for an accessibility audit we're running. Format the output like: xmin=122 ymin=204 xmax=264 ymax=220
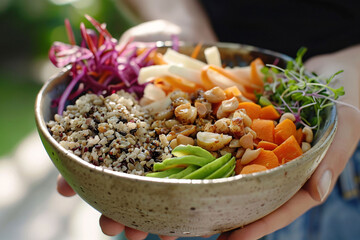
xmin=163 ymin=48 xmax=206 ymax=71
xmin=204 ymin=46 xmax=222 ymax=67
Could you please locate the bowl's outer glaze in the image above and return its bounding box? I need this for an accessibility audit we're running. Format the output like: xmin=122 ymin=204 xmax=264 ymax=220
xmin=35 ymin=42 xmax=337 ymax=236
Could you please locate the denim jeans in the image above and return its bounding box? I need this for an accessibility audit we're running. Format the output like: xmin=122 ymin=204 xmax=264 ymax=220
xmin=118 ymin=142 xmax=360 ymax=240
xmin=265 ymin=142 xmax=360 ymax=240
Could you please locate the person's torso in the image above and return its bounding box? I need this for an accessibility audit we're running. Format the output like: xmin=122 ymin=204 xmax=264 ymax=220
xmin=200 ymin=0 xmax=360 ymax=59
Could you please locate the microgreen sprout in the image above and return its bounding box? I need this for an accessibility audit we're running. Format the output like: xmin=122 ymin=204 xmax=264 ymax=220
xmin=260 ymin=47 xmax=345 ymax=132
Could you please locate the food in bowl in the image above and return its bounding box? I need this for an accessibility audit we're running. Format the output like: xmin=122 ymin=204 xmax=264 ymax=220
xmin=46 ymin=16 xmax=343 ymax=179
xmin=35 ymin=16 xmax=340 ymax=236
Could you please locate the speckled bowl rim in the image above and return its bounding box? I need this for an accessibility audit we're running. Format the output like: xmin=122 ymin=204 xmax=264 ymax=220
xmin=35 ymin=41 xmax=337 ymax=186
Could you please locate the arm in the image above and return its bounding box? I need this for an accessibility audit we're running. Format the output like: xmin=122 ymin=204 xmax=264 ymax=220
xmin=119 ymin=0 xmax=217 ymax=42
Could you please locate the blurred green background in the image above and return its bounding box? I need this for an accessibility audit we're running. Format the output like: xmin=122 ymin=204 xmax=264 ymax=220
xmin=0 ymin=0 xmax=137 ymax=156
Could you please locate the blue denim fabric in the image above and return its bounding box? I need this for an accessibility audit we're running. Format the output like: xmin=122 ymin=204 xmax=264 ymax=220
xmin=118 ymin=142 xmax=360 ymax=240
xmin=265 ymin=142 xmax=360 ymax=240
xmin=117 ymin=232 xmax=220 ymax=240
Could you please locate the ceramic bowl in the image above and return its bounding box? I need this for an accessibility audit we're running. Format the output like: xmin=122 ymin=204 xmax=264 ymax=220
xmin=35 ymin=42 xmax=337 ymax=237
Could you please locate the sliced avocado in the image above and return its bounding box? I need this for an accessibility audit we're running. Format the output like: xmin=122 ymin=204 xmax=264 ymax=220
xmin=172 ymin=145 xmax=215 ymax=160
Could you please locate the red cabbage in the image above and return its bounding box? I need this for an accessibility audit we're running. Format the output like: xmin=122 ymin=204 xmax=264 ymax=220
xmin=49 ymin=15 xmax=158 ymax=115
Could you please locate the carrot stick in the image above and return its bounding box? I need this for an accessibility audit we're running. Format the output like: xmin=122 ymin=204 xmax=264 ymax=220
xmin=200 ymin=66 xmax=217 ymax=90
xmin=274 ymin=119 xmax=297 ymax=145
xmin=148 ymin=50 xmax=167 ymax=65
xmin=208 ymin=65 xmax=261 ymax=90
xmin=224 ymin=86 xmax=242 ymax=99
xmin=250 ymin=58 xmax=265 ymax=87
xmin=136 ymin=48 xmax=146 ymax=56
xmin=162 ymin=76 xmax=198 ymax=92
xmin=191 ymin=42 xmax=203 ymax=59
xmin=153 ymin=78 xmax=173 ymax=94
xmin=88 ymin=71 xmax=99 ymax=78
xmin=273 ymin=135 xmax=303 ymax=163
xmin=98 ymin=71 xmax=111 ymax=84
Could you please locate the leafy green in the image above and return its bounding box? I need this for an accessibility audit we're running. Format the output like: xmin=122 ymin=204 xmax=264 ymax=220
xmin=260 ymin=47 xmax=345 ymax=132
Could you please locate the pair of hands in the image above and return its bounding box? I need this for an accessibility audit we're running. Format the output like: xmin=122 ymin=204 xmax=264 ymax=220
xmin=57 ymin=20 xmax=360 ymax=240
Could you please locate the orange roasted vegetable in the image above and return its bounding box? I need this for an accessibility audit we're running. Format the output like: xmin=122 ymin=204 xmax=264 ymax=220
xmin=238 ymin=102 xmax=261 ymax=120
xmin=251 ymin=149 xmax=280 ymax=169
xmin=251 ymin=119 xmax=275 ymax=143
xmin=259 ymin=105 xmax=281 ymax=120
xmin=224 ymin=86 xmax=242 ymax=99
xmin=257 ymin=141 xmax=278 ymax=151
xmin=250 ymin=58 xmax=265 ymax=87
xmin=162 ymin=76 xmax=198 ymax=92
xmin=274 ymin=118 xmax=297 ymax=145
xmin=273 ymin=135 xmax=303 ymax=163
xmin=240 ymin=164 xmax=268 ymax=174
xmin=295 ymin=128 xmax=304 ymax=145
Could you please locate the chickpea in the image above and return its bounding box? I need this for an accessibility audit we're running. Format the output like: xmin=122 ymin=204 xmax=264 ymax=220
xmin=232 ymin=109 xmax=252 ymax=127
xmin=174 ymin=103 xmax=197 ymax=124
xmin=221 ymin=97 xmax=239 ymax=112
xmin=217 ymin=97 xmax=239 ymax=119
xmin=170 ymin=90 xmax=190 ymax=101
xmin=214 ymin=118 xmax=231 ymax=134
xmin=204 ymin=87 xmax=226 ymax=103
xmin=229 ymin=117 xmax=245 ymax=139
xmin=195 ymin=102 xmax=209 ymax=118
xmin=176 ymin=134 xmax=195 ymax=146
xmin=154 ymin=107 xmax=174 ymax=120
xmin=169 ymin=139 xmax=179 ymax=149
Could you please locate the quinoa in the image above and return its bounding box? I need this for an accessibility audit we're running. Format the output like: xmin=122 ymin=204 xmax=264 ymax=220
xmin=47 ymin=91 xmax=172 ymax=175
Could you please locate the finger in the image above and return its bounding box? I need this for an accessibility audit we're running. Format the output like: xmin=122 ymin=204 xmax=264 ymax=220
xmin=201 ymin=234 xmax=214 ymax=238
xmin=159 ymin=235 xmax=178 ymax=240
xmin=124 ymin=226 xmax=149 ymax=240
xmin=56 ymin=174 xmax=76 ymax=197
xmin=304 ymin=106 xmax=360 ymax=201
xmin=99 ymin=215 xmax=125 ymax=236
xmin=217 ymin=231 xmax=231 ymax=240
xmin=221 ymin=189 xmax=318 ymax=240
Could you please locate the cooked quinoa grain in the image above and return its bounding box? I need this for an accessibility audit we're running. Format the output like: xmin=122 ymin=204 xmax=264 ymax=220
xmin=47 ymin=91 xmax=172 ymax=175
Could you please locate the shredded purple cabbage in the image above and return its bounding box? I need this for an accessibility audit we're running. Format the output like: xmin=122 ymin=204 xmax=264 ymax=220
xmin=49 ymin=15 xmax=174 ymax=115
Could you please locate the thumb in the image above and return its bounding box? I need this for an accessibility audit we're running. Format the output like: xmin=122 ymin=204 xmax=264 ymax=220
xmin=303 ymin=105 xmax=360 ymax=202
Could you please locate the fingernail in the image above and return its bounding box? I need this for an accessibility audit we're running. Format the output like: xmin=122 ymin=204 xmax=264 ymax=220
xmin=317 ymin=170 xmax=332 ymax=201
